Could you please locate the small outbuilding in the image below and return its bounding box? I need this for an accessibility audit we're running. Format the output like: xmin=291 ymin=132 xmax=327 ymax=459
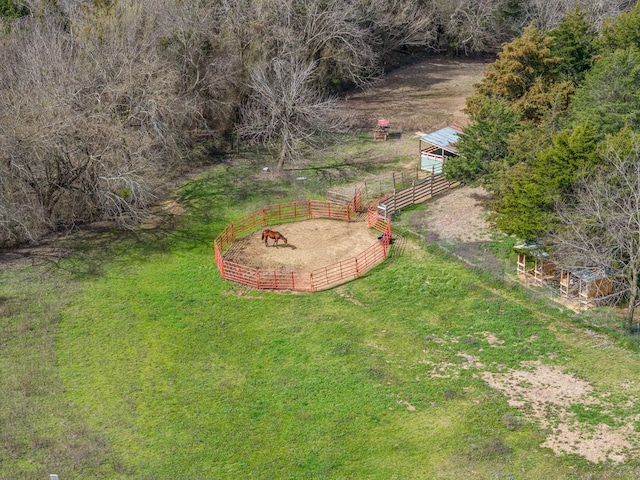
xmin=374 ymin=119 xmax=390 ymax=141
xmin=560 ymin=267 xmax=613 ymax=301
xmin=514 ymin=241 xmax=616 ymax=310
xmin=419 ymin=124 xmax=463 ymax=174
xmin=514 ymin=242 xmax=558 ymax=286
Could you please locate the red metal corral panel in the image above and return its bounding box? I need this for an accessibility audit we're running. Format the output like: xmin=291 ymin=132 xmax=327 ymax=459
xmin=262 ymin=202 xmax=310 ymax=224
xmin=309 ymin=201 xmax=350 ymax=221
xmin=312 ymin=260 xmax=358 ymax=290
xmin=254 ymin=269 xmax=313 ymax=291
xmin=222 ymin=261 xmax=260 ymax=288
xmin=356 ymin=243 xmax=386 ymax=271
xmin=216 ymin=225 xmax=234 ymax=251
xmin=214 ymin=241 xmax=224 ymax=276
xmin=353 ymin=191 xmax=363 ymax=211
xmin=233 ymin=211 xmax=262 ymax=238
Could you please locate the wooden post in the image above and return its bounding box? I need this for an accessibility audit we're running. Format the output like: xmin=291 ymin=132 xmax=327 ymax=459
xmin=393 ymin=190 xmax=396 ymax=215
xmin=430 ymin=167 xmax=434 ymax=196
xmin=393 ymin=172 xmax=396 ymax=190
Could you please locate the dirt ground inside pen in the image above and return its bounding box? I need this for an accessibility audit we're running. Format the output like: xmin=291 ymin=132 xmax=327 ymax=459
xmin=222 ymin=219 xmax=380 ymax=271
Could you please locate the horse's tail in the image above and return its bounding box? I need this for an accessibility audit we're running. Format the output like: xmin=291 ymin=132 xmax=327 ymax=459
xmin=261 ymin=230 xmax=268 ymax=241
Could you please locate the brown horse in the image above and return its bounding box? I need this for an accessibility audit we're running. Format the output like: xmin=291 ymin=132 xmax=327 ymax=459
xmin=261 ymin=229 xmax=288 ymax=247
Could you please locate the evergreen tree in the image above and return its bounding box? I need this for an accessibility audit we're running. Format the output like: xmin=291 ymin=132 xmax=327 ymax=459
xmin=465 ymin=23 xmax=571 ymax=122
xmin=598 ymin=2 xmax=640 ymax=53
xmin=445 ymin=98 xmax=521 ymax=184
xmin=494 ymin=125 xmax=602 ymax=239
xmin=548 ymin=7 xmax=596 ymax=85
xmin=571 ymin=46 xmax=640 ymax=136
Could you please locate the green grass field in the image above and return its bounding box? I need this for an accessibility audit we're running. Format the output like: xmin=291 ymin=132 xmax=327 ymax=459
xmin=2 ymin=159 xmax=640 ymax=479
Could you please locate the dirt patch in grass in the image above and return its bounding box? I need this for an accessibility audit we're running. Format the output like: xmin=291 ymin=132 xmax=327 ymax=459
xmin=481 ymin=361 xmax=640 ymax=463
xmin=345 ymin=56 xmax=491 ymax=133
xmin=222 ymin=219 xmax=380 ymax=271
xmin=422 ymin=186 xmax=494 ymax=242
xmin=424 ymin=331 xmax=640 ymax=463
xmin=402 ymin=185 xmax=495 ymax=243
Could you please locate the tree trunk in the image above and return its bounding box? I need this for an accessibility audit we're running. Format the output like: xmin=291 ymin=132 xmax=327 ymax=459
xmin=627 ymin=269 xmax=639 ymax=332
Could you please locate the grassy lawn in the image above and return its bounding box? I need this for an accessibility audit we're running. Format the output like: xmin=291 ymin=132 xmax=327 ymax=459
xmin=2 ymin=159 xmax=640 ymax=478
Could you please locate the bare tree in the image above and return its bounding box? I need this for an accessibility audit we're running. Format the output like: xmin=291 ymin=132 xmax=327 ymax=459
xmin=239 ymin=54 xmax=349 ymax=171
xmin=295 ymin=0 xmax=378 ymax=86
xmin=525 ymin=0 xmax=635 ymax=30
xmin=0 ymin=0 xmax=201 ymax=246
xmin=359 ymin=0 xmax=438 ymax=57
xmin=553 ymin=132 xmax=640 ymax=328
xmin=436 ymin=0 xmax=506 ymax=53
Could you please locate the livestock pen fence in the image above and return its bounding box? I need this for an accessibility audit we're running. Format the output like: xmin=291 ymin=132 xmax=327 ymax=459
xmin=214 ymin=196 xmax=391 ymax=292
xmin=326 ymin=168 xmax=431 ymax=205
xmin=377 ymin=166 xmax=458 ymax=218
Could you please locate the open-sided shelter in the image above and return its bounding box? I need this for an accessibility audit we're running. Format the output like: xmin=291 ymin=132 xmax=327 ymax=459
xmin=560 ymin=267 xmax=613 ymax=301
xmin=514 ymin=242 xmax=558 ymax=286
xmin=419 ymin=124 xmax=463 ymax=174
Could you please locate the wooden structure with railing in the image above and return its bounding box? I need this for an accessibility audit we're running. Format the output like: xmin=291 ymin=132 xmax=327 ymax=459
xmin=377 ymin=166 xmax=456 ymax=218
xmin=419 ymin=124 xmax=463 ymax=173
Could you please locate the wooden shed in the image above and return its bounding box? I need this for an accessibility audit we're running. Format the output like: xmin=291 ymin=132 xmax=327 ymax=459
xmin=560 ymin=267 xmax=613 ymax=300
xmin=419 ymin=124 xmax=463 ymax=174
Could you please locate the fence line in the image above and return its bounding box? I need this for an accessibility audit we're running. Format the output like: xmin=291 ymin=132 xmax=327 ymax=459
xmin=326 ymin=189 xmax=364 ymax=212
xmin=214 ymin=197 xmax=391 ymax=291
xmin=377 ymin=167 xmax=457 ymax=218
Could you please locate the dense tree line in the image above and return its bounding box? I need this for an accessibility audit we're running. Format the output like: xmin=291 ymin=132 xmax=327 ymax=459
xmin=446 ymin=2 xmax=640 ymax=325
xmin=0 ymin=0 xmax=634 ymax=248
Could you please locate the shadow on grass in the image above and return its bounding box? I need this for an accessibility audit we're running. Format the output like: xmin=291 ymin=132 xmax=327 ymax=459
xmin=42 ymin=163 xmax=301 ymax=279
